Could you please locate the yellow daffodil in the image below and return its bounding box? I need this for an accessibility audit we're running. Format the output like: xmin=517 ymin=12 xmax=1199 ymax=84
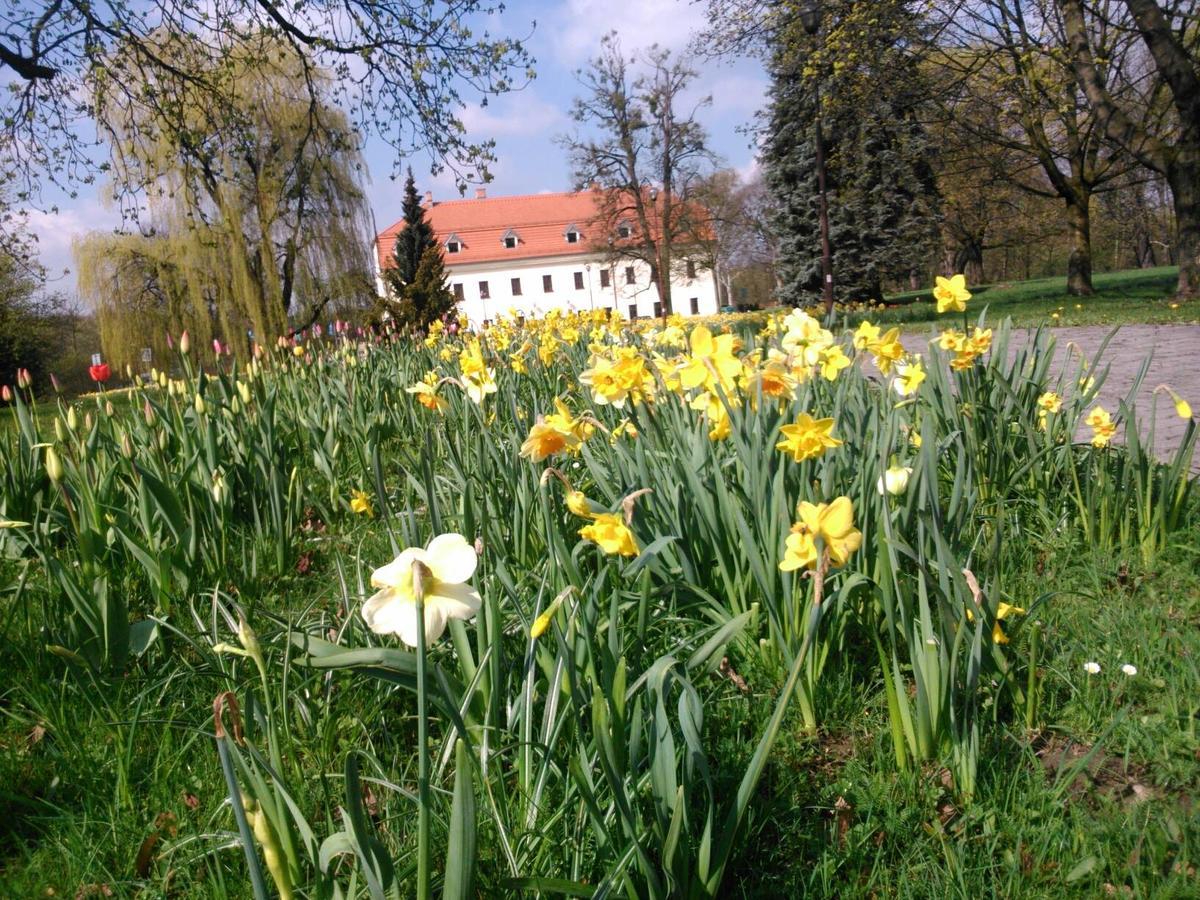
xmin=1156 ymin=385 xmax=1192 ymax=420
xmin=579 ymin=513 xmax=640 ymax=557
xmin=677 ymin=325 xmax=743 ymax=393
xmin=868 ymin=327 xmax=905 ymax=375
xmin=992 ymin=602 xmax=1025 ymax=644
xmin=893 ymin=357 xmax=927 ymax=397
xmin=776 ymin=413 xmax=842 ymax=463
xmin=816 ymin=344 xmax=852 ymax=381
xmin=1085 ymin=405 xmax=1116 ymax=448
xmin=565 ymin=490 xmax=596 ymax=519
xmin=407 ymin=374 xmax=449 ymax=413
xmin=611 ymin=419 xmax=639 ymax=442
xmin=853 ymin=320 xmax=880 ymax=351
xmin=362 ymin=533 xmax=481 ymax=647
xmin=779 ymin=496 xmax=862 ymax=572
xmin=520 ymin=421 xmax=580 ymax=462
xmin=350 ymin=489 xmax=374 ymax=516
xmin=544 ymin=397 xmax=595 ymax=445
xmin=933 ymin=274 xmax=971 ymax=313
xmin=690 ymin=391 xmax=732 ymax=441
xmin=1037 ymin=391 xmax=1063 ymax=415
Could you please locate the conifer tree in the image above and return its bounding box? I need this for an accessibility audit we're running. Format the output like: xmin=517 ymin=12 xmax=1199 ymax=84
xmin=388 ymin=169 xmax=437 ymax=288
xmin=762 ymin=1 xmax=940 ymax=304
xmin=391 ymin=246 xmax=455 ymax=331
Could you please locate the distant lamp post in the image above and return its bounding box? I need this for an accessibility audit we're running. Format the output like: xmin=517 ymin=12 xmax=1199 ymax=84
xmin=799 ymin=1 xmax=835 ymax=318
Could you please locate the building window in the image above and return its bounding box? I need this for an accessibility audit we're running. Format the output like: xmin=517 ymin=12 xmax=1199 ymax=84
xmin=447 ymin=241 xmax=461 ymax=254
xmin=617 ymin=222 xmax=631 ymax=238
xmin=628 ymin=303 xmax=638 ymax=319
xmin=504 ymin=236 xmax=517 ymax=249
xmin=479 ymin=281 xmax=490 ymax=299
xmin=686 ymin=259 xmax=697 ymax=279
xmin=573 ymin=271 xmax=585 ymax=290
xmin=653 ymin=301 xmax=663 ymax=318
xmin=542 ymin=274 xmax=553 ymax=293
xmin=600 ymin=268 xmax=611 ymax=288
xmin=565 ymin=230 xmax=579 ymax=244
xmin=690 ymin=297 xmax=699 ymax=315
xmin=511 ymin=277 xmax=523 ymax=296
xmin=452 ymin=283 xmax=464 ymax=301
xmin=625 ymin=266 xmax=635 ymax=285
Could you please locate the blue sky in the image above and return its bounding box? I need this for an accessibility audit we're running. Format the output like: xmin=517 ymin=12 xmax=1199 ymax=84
xmin=27 ymin=0 xmax=767 ymax=299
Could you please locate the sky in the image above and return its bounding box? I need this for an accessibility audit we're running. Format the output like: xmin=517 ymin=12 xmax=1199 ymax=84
xmin=25 ymin=0 xmax=768 ymax=301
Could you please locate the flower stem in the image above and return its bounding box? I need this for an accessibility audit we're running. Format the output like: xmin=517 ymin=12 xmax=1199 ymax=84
xmin=414 ymin=560 xmax=432 ymax=898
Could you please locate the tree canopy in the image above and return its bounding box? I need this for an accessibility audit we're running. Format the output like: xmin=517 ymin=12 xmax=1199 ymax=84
xmin=74 ymin=34 xmax=376 ymax=368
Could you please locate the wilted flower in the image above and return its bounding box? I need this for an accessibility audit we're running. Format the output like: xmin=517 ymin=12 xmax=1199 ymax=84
xmin=362 ymin=533 xmax=481 ymax=647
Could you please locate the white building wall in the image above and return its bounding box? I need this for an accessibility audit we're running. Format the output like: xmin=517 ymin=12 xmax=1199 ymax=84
xmin=441 ymin=254 xmax=720 ymax=328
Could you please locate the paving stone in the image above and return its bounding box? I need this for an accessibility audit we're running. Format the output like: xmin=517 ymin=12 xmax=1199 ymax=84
xmin=898 ymin=324 xmax=1200 ymax=461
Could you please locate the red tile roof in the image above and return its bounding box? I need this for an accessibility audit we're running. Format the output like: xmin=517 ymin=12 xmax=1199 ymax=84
xmin=376 ymin=189 xmax=611 ymax=269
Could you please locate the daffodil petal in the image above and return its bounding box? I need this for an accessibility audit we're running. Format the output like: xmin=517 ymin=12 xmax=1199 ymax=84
xmin=429 ymin=581 xmax=482 ymax=621
xmin=425 ymin=533 xmax=477 ymax=584
xmin=371 ymin=548 xmax=425 ymax=589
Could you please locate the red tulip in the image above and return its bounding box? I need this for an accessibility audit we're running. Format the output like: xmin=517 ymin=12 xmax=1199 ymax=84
xmin=89 ymin=363 xmax=111 ymax=383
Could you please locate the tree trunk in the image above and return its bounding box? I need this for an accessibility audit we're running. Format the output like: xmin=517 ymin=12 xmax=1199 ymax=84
xmin=909 ymin=270 xmax=920 ymax=291
xmin=1066 ymin=195 xmax=1094 ymax=296
xmin=1167 ymin=154 xmax=1200 ymax=298
xmin=1134 ymin=224 xmax=1156 ymax=268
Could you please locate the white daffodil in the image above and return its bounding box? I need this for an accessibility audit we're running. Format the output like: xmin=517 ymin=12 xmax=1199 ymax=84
xmin=362 ymin=533 xmax=481 ymax=647
xmin=877 ymin=465 xmax=913 ymax=496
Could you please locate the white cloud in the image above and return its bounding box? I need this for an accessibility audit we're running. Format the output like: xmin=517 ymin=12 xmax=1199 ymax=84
xmin=24 ymin=198 xmax=122 ymax=296
xmin=547 ymin=0 xmax=708 ymax=64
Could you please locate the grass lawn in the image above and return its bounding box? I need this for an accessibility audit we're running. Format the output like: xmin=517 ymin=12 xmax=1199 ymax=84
xmin=866 ymin=266 xmax=1194 ymax=329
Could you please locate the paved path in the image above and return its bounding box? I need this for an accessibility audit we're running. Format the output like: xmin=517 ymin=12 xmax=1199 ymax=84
xmin=900 ymin=325 xmax=1200 ymax=460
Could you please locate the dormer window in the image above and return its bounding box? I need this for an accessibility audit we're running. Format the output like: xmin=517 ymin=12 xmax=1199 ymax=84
xmin=501 ymin=228 xmax=520 ymax=249
xmin=564 ymin=224 xmax=580 ymax=244
xmin=616 ymin=221 xmax=631 ymax=239
xmin=445 ymin=233 xmax=463 ymax=253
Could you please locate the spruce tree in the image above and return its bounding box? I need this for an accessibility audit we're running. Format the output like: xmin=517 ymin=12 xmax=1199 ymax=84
xmin=388 ymin=168 xmax=437 ymax=288
xmin=393 ymin=246 xmax=454 ymax=330
xmin=762 ymin=1 xmax=939 ymax=305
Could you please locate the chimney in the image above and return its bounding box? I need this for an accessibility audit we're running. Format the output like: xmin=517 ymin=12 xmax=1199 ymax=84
xmin=475 ymin=187 xmax=487 ymax=200
xmin=424 ymin=190 xmax=433 ymax=205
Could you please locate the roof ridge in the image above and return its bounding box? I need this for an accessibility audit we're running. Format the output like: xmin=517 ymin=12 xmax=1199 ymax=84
xmin=429 ymin=188 xmax=589 ymax=205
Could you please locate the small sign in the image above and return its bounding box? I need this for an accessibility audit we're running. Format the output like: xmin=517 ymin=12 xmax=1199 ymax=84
xmin=91 ymin=353 xmax=102 ymax=366
xmin=141 ymin=347 xmax=152 ymax=363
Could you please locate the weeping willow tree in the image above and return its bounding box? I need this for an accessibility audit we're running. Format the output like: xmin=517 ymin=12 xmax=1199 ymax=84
xmin=75 ymin=32 xmax=376 ymax=368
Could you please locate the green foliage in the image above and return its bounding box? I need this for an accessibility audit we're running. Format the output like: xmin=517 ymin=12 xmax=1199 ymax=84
xmin=388 ymin=169 xmax=437 ymax=289
xmin=383 ymin=173 xmax=453 ymax=331
xmin=0 ymin=307 xmax=1197 ymax=895
xmin=763 ymin=0 xmax=940 ymax=303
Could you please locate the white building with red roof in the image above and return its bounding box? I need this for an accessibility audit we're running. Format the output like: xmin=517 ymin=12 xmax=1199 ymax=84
xmin=374 ymin=188 xmax=720 ymax=326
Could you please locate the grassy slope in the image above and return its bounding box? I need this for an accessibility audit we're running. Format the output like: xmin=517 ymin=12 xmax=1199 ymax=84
xmin=867 ymin=266 xmax=1193 ymax=329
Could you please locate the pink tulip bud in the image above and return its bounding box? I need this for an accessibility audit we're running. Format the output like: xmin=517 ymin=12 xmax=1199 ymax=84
xmin=17 ymin=368 xmax=31 ymax=389
xmin=213 ymin=339 xmax=223 ymax=356
xmin=179 ymin=330 xmax=191 ymax=354
xmin=50 ymin=373 xmax=61 ymax=392
xmin=1 ymin=384 xmax=11 ymax=402
xmin=166 ymin=332 xmax=174 ymax=350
